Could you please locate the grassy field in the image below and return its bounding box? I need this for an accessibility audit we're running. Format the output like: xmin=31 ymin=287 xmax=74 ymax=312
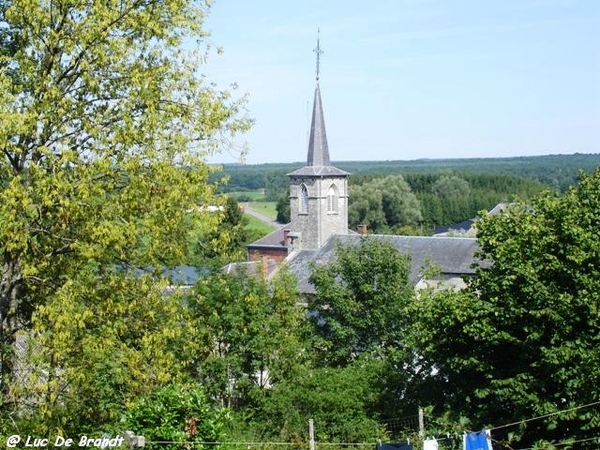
xmin=244 ymin=214 xmax=276 ymax=237
xmin=228 ymin=190 xmax=266 ymax=201
xmin=246 ymin=201 xmax=278 ymax=221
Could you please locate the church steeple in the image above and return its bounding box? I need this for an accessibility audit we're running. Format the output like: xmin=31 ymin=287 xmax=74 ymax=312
xmin=286 ymin=31 xmax=350 ymax=250
xmin=307 ymin=84 xmax=330 ymax=167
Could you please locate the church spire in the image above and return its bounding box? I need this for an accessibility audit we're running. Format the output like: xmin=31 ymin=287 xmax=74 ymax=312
xmin=307 ymin=30 xmax=330 ymax=167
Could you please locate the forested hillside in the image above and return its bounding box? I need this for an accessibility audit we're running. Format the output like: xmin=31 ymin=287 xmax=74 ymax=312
xmin=216 ymin=154 xmax=599 ymax=232
xmin=215 ymin=153 xmax=600 ymax=193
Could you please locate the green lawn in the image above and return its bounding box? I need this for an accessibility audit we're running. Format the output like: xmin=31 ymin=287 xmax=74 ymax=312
xmin=228 ymin=190 xmax=266 ymax=201
xmin=247 ymin=201 xmax=278 ymax=221
xmin=244 ymin=214 xmax=276 ymax=239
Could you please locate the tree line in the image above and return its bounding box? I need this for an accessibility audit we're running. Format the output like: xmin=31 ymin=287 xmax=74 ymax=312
xmin=4 ymin=167 xmax=599 ymax=449
xmin=1 ymin=0 xmax=598 ymax=448
xmin=276 ymin=172 xmax=546 ymax=233
xmin=216 ymin=153 xmax=600 ymax=196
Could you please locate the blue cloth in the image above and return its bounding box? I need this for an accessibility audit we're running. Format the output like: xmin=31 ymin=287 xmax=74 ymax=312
xmin=376 ymin=442 xmax=413 ymax=450
xmin=464 ymin=431 xmax=491 ymax=450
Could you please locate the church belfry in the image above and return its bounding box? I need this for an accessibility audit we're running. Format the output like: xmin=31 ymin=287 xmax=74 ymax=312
xmin=287 ymin=32 xmax=349 ymax=250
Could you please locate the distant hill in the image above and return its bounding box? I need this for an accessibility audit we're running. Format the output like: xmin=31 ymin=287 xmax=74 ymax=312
xmin=213 ymin=153 xmax=600 ymax=193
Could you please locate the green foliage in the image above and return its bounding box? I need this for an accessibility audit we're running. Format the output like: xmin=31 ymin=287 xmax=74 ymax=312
xmin=243 ymin=214 xmax=276 ymax=243
xmin=217 ymin=154 xmax=599 ymax=195
xmin=0 ymin=0 xmax=249 ymax=433
xmin=432 ymin=175 xmax=471 ymax=198
xmin=188 ymin=269 xmax=304 ymax=408
xmin=192 ymin=196 xmax=250 ymax=265
xmin=125 ymin=383 xmax=228 ymax=450
xmin=256 ymin=359 xmax=388 ymax=443
xmin=308 ymin=237 xmax=414 ymax=367
xmin=412 ymin=170 xmax=600 ymax=448
xmin=348 ymin=175 xmax=422 ymax=233
xmin=276 ymin=194 xmax=291 ymax=223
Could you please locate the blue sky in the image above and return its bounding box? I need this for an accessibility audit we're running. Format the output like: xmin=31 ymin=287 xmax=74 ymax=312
xmin=202 ymin=0 xmax=599 ymax=165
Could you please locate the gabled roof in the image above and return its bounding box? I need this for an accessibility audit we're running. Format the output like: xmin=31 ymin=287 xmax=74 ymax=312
xmin=246 ymin=226 xmax=288 ymax=249
xmin=286 ymin=234 xmax=481 ymax=294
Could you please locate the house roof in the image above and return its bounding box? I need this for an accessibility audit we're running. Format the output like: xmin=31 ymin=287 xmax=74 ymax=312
xmin=285 ymin=234 xmax=480 ymax=294
xmin=246 ymin=226 xmax=288 ymax=249
xmin=433 ymin=218 xmax=476 ymax=235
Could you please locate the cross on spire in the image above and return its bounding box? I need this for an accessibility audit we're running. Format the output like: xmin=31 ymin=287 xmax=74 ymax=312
xmin=313 ymin=28 xmax=323 ymax=81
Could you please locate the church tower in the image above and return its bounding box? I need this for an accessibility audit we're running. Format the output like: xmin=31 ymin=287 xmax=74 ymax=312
xmin=287 ymin=33 xmax=349 ymax=250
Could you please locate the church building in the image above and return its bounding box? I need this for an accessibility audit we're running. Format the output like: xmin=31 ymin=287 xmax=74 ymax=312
xmin=246 ymin=38 xmax=479 ymax=294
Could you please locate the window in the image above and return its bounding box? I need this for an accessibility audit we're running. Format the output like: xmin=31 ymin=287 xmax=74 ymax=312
xmin=299 ymin=184 xmax=309 ymax=213
xmin=327 ymin=184 xmax=338 ymax=213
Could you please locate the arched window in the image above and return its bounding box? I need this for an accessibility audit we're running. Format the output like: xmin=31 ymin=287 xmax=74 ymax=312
xmin=327 ymin=184 xmax=339 ymax=213
xmin=299 ymin=184 xmax=309 ymax=213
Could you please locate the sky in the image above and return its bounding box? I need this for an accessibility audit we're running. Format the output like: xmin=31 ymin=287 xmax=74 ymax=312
xmin=201 ymin=0 xmax=600 ymax=165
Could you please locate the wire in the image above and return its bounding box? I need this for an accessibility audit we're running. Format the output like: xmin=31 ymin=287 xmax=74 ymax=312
xmin=489 ymin=400 xmax=600 ymax=431
xmin=146 ymin=441 xmax=376 ymax=446
xmin=144 ymin=401 xmax=600 ymax=448
xmin=514 ymin=435 xmax=600 ymax=450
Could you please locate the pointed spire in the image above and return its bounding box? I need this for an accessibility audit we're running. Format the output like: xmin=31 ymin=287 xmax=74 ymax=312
xmin=307 ymin=30 xmax=329 ymax=167
xmin=307 ymin=84 xmax=330 ymax=166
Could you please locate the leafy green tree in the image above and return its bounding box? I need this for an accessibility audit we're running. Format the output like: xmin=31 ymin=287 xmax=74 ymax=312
xmin=412 ymin=170 xmax=600 ymax=449
xmin=308 ymin=237 xmax=414 ymax=367
xmin=6 ymin=271 xmax=197 ymax=436
xmin=193 ymin=196 xmax=249 ymax=265
xmin=349 ymin=175 xmax=422 ymax=233
xmin=125 ymin=383 xmax=228 ymax=450
xmin=0 ymin=0 xmax=248 ymax=429
xmin=276 ymin=194 xmax=290 ymax=223
xmin=432 ymin=175 xmax=471 ymax=199
xmin=257 ymin=359 xmax=388 ymax=443
xmin=188 ymin=269 xmax=304 ymax=408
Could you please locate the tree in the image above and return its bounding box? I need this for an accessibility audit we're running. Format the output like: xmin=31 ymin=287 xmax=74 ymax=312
xmin=192 ymin=196 xmax=250 ymax=265
xmin=348 ymin=175 xmax=422 ymax=233
xmin=276 ymin=194 xmax=290 ymax=223
xmin=257 ymin=359 xmax=388 ymax=443
xmin=188 ymin=268 xmax=304 ymax=408
xmin=412 ymin=170 xmax=600 ymax=449
xmin=0 ymin=0 xmax=248 ymax=424
xmin=125 ymin=383 xmax=228 ymax=450
xmin=432 ymin=175 xmax=470 ymax=199
xmin=7 ymin=271 xmax=197 ymax=436
xmin=308 ymin=237 xmax=414 ymax=367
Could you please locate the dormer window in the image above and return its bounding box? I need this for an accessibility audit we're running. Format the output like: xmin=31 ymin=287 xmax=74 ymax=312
xmin=299 ymin=184 xmax=309 ymax=213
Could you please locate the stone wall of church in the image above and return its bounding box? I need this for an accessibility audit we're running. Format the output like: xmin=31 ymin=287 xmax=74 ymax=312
xmin=289 ymin=176 xmax=348 ymax=249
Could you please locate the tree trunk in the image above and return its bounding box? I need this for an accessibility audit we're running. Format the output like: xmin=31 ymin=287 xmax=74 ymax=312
xmin=0 ymin=250 xmax=24 ymax=408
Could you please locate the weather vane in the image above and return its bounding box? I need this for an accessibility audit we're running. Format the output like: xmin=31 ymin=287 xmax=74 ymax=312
xmin=313 ymin=28 xmax=323 ymax=81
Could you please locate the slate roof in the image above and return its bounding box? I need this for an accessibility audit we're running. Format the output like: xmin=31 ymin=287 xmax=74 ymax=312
xmin=223 ymin=259 xmax=279 ymax=277
xmin=307 ymin=83 xmax=329 ymax=167
xmin=285 ymin=234 xmax=480 ymax=295
xmin=433 ymin=218 xmax=476 ymax=235
xmin=246 ymin=226 xmax=288 ymax=249
xmin=287 ymin=83 xmax=350 ymax=178
xmin=288 ymin=165 xmax=350 ymax=177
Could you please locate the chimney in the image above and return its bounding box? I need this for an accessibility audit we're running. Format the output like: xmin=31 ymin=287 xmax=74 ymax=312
xmin=357 ymin=224 xmax=368 ymax=235
xmin=283 ymin=228 xmax=291 ymax=246
xmin=261 ymin=256 xmax=269 ymax=277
